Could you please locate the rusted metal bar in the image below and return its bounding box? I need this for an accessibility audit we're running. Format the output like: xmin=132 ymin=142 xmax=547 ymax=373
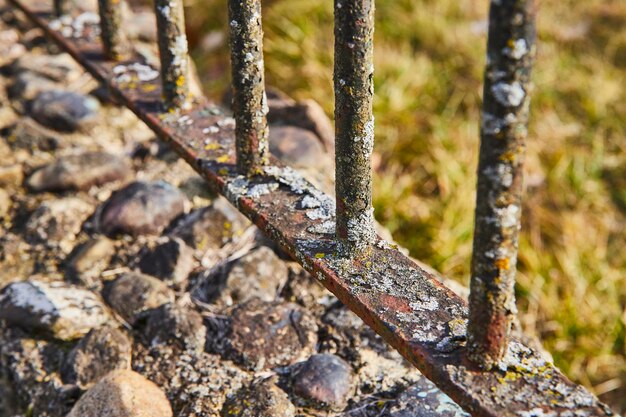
xmin=7 ymin=2 xmax=615 ymax=416
xmin=334 ymin=0 xmax=376 ymax=257
xmin=227 ymin=0 xmax=270 ymax=175
xmin=53 ymin=0 xmax=69 ymax=16
xmin=97 ymin=0 xmax=126 ymax=60
xmin=154 ymin=0 xmax=190 ymax=110
xmin=468 ymin=0 xmax=536 ymax=368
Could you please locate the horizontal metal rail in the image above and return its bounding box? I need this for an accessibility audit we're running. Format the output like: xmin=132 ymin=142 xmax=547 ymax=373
xmin=7 ymin=1 xmax=615 ymax=416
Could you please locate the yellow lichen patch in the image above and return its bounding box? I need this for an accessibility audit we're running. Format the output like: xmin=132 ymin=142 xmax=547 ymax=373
xmin=216 ymin=155 xmax=230 ymax=163
xmin=204 ymin=143 xmax=221 ymax=151
xmin=176 ymin=75 xmax=186 ymax=87
xmin=141 ymin=84 xmax=157 ymax=92
xmin=218 ymin=168 xmax=229 ymax=176
xmin=315 ymin=253 xmax=325 ymax=259
xmin=494 ymin=258 xmax=510 ymax=270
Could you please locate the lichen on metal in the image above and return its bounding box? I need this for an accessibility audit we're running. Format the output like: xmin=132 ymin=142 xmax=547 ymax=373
xmin=154 ymin=0 xmax=190 ymax=110
xmin=227 ymin=0 xmax=270 ymax=176
xmin=467 ymin=0 xmax=536 ymax=369
xmin=334 ymin=0 xmax=376 ymax=257
xmin=6 ymin=1 xmax=616 ymax=416
xmin=97 ymin=0 xmax=127 ymax=60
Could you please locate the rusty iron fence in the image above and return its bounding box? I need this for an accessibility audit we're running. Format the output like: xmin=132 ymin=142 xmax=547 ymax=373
xmin=5 ymin=0 xmax=618 ymax=415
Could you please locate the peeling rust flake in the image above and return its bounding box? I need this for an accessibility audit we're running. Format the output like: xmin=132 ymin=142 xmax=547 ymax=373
xmin=6 ymin=1 xmax=616 ymax=416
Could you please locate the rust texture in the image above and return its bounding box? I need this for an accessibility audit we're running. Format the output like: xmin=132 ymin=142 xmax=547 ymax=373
xmin=334 ymin=0 xmax=376 ymax=257
xmin=154 ymin=0 xmax=190 ymax=109
xmin=97 ymin=0 xmax=127 ymax=60
xmin=6 ymin=1 xmax=616 ymax=416
xmin=227 ymin=0 xmax=270 ymax=175
xmin=467 ymin=0 xmax=537 ymax=368
xmin=53 ymin=0 xmax=69 ymax=16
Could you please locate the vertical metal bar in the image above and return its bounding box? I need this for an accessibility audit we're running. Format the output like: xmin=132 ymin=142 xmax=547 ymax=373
xmin=467 ymin=0 xmax=536 ymax=368
xmin=54 ymin=0 xmax=69 ymax=16
xmin=227 ymin=0 xmax=270 ymax=175
xmin=154 ymin=0 xmax=190 ymax=110
xmin=334 ymin=0 xmax=376 ymax=257
xmin=97 ymin=0 xmax=126 ymax=61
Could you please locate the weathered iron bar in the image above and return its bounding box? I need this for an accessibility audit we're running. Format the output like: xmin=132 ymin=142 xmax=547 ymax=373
xmin=53 ymin=0 xmax=68 ymax=16
xmin=97 ymin=0 xmax=126 ymax=60
xmin=154 ymin=0 xmax=190 ymax=109
xmin=468 ymin=0 xmax=536 ymax=369
xmin=227 ymin=0 xmax=270 ymax=175
xmin=7 ymin=2 xmax=615 ymax=416
xmin=334 ymin=0 xmax=376 ymax=257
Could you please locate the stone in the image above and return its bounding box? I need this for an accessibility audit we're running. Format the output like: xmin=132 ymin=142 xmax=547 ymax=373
xmin=0 ymin=280 xmax=110 ymax=340
xmin=65 ymin=237 xmax=116 ymax=288
xmin=27 ymin=151 xmax=131 ymax=192
xmin=168 ymin=197 xmax=248 ymax=250
xmin=143 ymin=303 xmax=206 ymax=354
xmin=268 ymin=98 xmax=334 ymax=152
xmin=67 ymin=370 xmax=173 ymax=417
xmin=0 ymin=29 xmax=26 ymax=67
xmin=219 ymin=299 xmax=318 ymax=371
xmin=0 ymin=327 xmax=79 ymax=417
xmin=8 ymin=71 xmax=58 ymax=101
xmin=24 ymin=197 xmax=93 ymax=253
xmin=269 ymin=126 xmax=327 ymax=168
xmin=0 ymin=188 xmax=11 ymax=218
xmin=30 ymin=90 xmax=100 ymax=132
xmin=137 ymin=236 xmax=194 ymax=283
xmin=61 ymin=325 xmax=132 ymax=389
xmin=5 ymin=118 xmax=62 ymax=152
xmin=125 ymin=10 xmax=157 ymax=42
xmin=98 ymin=181 xmax=187 ymax=237
xmin=12 ymin=52 xmax=82 ymax=84
xmin=0 ymin=163 xmax=23 ymax=187
xmin=385 ymin=378 xmax=469 ymax=417
xmin=104 ymin=272 xmax=174 ymax=324
xmin=221 ymin=377 xmax=296 ymax=417
xmin=291 ymin=354 xmax=353 ymax=410
xmin=197 ymin=246 xmax=289 ymax=306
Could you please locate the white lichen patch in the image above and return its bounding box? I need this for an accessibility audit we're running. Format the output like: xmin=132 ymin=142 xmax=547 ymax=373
xmin=410 ymin=297 xmax=439 ymax=312
xmin=247 ymin=182 xmax=278 ymax=198
xmin=491 ymin=204 xmax=520 ymax=228
xmin=307 ymin=220 xmax=335 ymax=235
xmin=50 ymin=12 xmax=100 ymax=39
xmin=224 ymin=176 xmax=249 ymax=204
xmin=264 ymin=166 xmax=310 ymax=195
xmin=346 ymin=207 xmax=375 ymax=248
xmin=517 ymin=408 xmax=557 ymax=417
xmin=113 ymin=63 xmax=159 ymax=85
xmin=481 ymin=112 xmax=517 ymax=136
xmin=217 ymin=117 xmax=236 ymax=128
xmin=202 ymin=126 xmax=220 ymax=135
xmin=491 ymin=81 xmax=526 ymax=107
xmin=504 ymin=39 xmax=529 ymax=60
xmin=483 ymin=163 xmax=514 ymax=188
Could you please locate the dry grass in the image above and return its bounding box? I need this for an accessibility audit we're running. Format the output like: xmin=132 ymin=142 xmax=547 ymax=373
xmin=180 ymin=0 xmax=626 ymax=409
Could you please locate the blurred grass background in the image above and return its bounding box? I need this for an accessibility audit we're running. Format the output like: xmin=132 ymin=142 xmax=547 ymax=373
xmin=177 ymin=0 xmax=626 ymax=409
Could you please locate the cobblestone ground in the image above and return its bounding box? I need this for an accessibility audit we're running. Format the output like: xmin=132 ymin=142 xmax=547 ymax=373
xmin=0 ymin=2 xmax=469 ymax=416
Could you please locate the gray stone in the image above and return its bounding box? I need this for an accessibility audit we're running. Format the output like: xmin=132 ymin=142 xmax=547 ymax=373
xmin=143 ymin=303 xmax=206 ymax=354
xmin=291 ymin=354 xmax=353 ymax=410
xmin=385 ymin=378 xmax=469 ymax=417
xmin=104 ymin=272 xmax=174 ymax=324
xmin=169 ymin=197 xmax=248 ymax=250
xmin=12 ymin=53 xmax=82 ymax=84
xmin=5 ymin=118 xmax=61 ymax=152
xmin=198 ymin=246 xmax=289 ymax=306
xmin=220 ymin=299 xmax=318 ymax=371
xmin=67 ymin=370 xmax=173 ymax=417
xmin=0 ymin=280 xmax=110 ymax=340
xmin=24 ymin=197 xmax=93 ymax=254
xmin=65 ymin=237 xmax=116 ymax=288
xmin=27 ymin=151 xmax=131 ymax=192
xmin=268 ymin=98 xmax=334 ymax=152
xmin=269 ymin=125 xmax=327 ymax=168
xmin=137 ymin=236 xmax=194 ymax=283
xmin=221 ymin=377 xmax=296 ymax=417
xmin=30 ymin=90 xmax=100 ymax=132
xmin=8 ymin=71 xmax=57 ymax=101
xmin=61 ymin=325 xmax=132 ymax=389
xmin=98 ymin=181 xmax=187 ymax=237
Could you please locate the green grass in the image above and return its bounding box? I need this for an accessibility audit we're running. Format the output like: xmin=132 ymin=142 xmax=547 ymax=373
xmin=182 ymin=0 xmax=626 ymax=409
